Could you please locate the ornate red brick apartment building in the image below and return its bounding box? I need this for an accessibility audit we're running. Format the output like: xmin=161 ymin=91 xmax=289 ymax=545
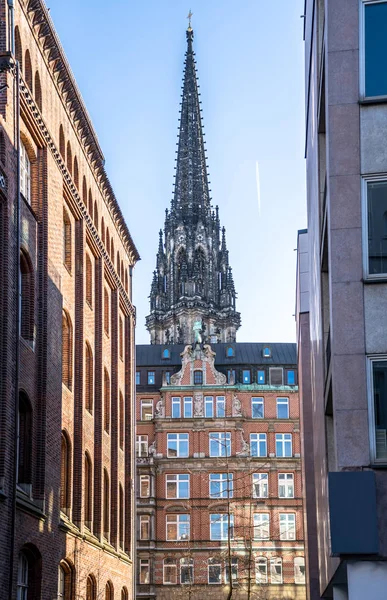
xmin=0 ymin=0 xmax=139 ymax=598
xmin=135 ymin=23 xmax=306 ymax=600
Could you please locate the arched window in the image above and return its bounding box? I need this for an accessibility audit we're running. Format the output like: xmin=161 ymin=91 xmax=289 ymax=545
xmin=106 ymin=228 xmax=110 ymax=255
xmin=111 ymin=239 xmax=114 ymax=264
xmin=20 ymin=140 xmax=31 ymax=204
xmin=117 ymin=252 xmax=120 ymax=277
xmin=93 ymin=201 xmax=98 ymax=230
xmin=101 ymin=217 xmax=105 ymax=245
xmin=263 ymin=347 xmax=271 ymax=358
xmin=62 ymin=311 xmax=73 ymax=389
xmin=121 ymin=587 xmax=128 ymax=600
xmin=82 ymin=176 xmax=87 ymax=206
xmin=24 ymin=50 xmax=32 ymax=90
xmin=73 ymin=156 xmax=79 ymax=189
xmin=0 ymin=129 xmax=6 ymax=165
xmin=86 ymin=575 xmax=96 ymax=600
xmin=59 ymin=125 xmax=65 ymax=160
xmin=58 ymin=561 xmax=74 ymax=600
xmin=104 ymin=288 xmax=109 ymax=335
xmin=105 ymin=581 xmax=114 ymax=600
xmin=103 ymin=469 xmax=110 ymax=539
xmin=86 ymin=254 xmax=92 ymax=308
xmin=15 ymin=27 xmax=22 ymax=70
xmin=88 ymin=190 xmax=93 ymax=221
xmin=18 ymin=393 xmax=32 ymax=486
xmin=63 ymin=208 xmax=71 ymax=272
xmin=20 ymin=249 xmax=34 ymax=341
xmin=85 ymin=343 xmax=93 ymax=412
xmin=119 ymin=391 xmax=124 ymax=450
xmin=119 ymin=484 xmax=124 ymax=549
xmin=104 ymin=369 xmax=110 ymax=433
xmin=66 ymin=141 xmax=72 ymax=175
xmin=119 ymin=317 xmax=123 ymax=361
xmin=162 ymin=348 xmax=170 ymax=359
xmin=121 ymin=261 xmax=124 ymax=283
xmin=34 ymin=71 xmax=42 ymax=111
xmin=226 ymin=346 xmax=234 ymax=358
xmin=125 ymin=270 xmax=128 ymax=293
xmin=60 ymin=431 xmax=71 ymax=515
xmin=84 ymin=452 xmax=92 ymax=529
xmin=17 ymin=546 xmax=42 ymax=600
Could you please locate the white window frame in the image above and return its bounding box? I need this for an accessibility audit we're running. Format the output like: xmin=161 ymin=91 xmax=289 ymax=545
xmin=216 ymin=396 xmax=225 ymax=417
xmin=163 ymin=558 xmax=177 ymax=585
xmin=251 ymin=397 xmax=264 ymax=419
xmin=209 ymin=473 xmax=233 ymax=498
xmin=276 ymin=397 xmax=289 ymax=419
xmin=367 ymin=355 xmax=387 ymax=462
xmin=140 ymin=400 xmax=153 ymax=421
xmin=183 ymin=396 xmax=193 ymax=418
xmin=139 ymin=515 xmax=150 ymax=540
xmin=255 ymin=557 xmax=268 ymax=584
xmin=147 ymin=371 xmax=155 ymax=385
xmin=171 ymin=396 xmax=181 ymax=418
xmin=359 ymin=0 xmax=387 ymax=100
xmin=17 ymin=553 xmax=28 ymax=600
xmin=279 ymin=513 xmax=296 ymax=540
xmin=224 ymin=558 xmax=238 ymax=584
xmin=275 ymin=433 xmax=292 ymax=457
xmin=139 ymin=559 xmax=150 ymax=585
xmin=278 ymin=473 xmax=294 ymax=498
xmin=165 ymin=474 xmax=190 ymax=499
xmin=250 ymin=433 xmax=267 ymax=457
xmin=205 ymin=396 xmax=214 ymax=418
xmin=167 ymin=433 xmax=189 ymax=458
xmin=139 ymin=475 xmax=150 ymax=498
xmin=136 ymin=435 xmax=148 ymax=457
xmin=20 ymin=142 xmax=31 ymax=204
xmin=210 ymin=513 xmax=234 ymax=541
xmin=362 ymin=176 xmax=387 ymax=279
xmin=166 ymin=513 xmax=190 ymax=541
xmin=270 ymin=558 xmax=283 ymax=584
xmin=180 ymin=558 xmax=194 ymax=585
xmin=208 ymin=558 xmax=222 ymax=584
xmin=294 ymin=557 xmax=306 ymax=584
xmin=209 ymin=432 xmax=231 ymax=457
xmin=252 ymin=473 xmax=268 ymax=498
xmin=253 ymin=513 xmax=270 ymax=540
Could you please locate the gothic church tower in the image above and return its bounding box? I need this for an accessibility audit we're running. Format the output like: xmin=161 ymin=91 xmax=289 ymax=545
xmin=146 ymin=26 xmax=241 ymax=345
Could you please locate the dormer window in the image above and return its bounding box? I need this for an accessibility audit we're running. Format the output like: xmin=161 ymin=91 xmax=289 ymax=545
xmin=162 ymin=348 xmax=170 ymax=359
xmin=194 ymin=370 xmax=203 ymax=385
xmin=226 ymin=346 xmax=235 ymax=358
xmin=263 ymin=347 xmax=271 ymax=358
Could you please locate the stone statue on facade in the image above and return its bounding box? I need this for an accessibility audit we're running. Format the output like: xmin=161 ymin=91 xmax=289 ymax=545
xmin=194 ymin=393 xmax=204 ymax=417
xmin=232 ymin=394 xmax=242 ymax=417
xmin=155 ymin=399 xmax=165 ymax=418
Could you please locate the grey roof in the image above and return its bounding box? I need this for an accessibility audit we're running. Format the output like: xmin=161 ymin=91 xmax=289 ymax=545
xmin=136 ymin=342 xmax=297 ymax=367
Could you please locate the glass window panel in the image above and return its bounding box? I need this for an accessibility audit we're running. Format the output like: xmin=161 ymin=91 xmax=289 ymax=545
xmin=184 ymin=397 xmax=193 ymax=418
xmin=277 ymin=398 xmax=289 ymax=419
xmin=243 ymin=370 xmax=251 ymax=384
xmin=172 ymin=397 xmax=181 ymax=419
xmin=205 ymin=397 xmax=214 ymax=418
xmin=372 ymin=360 xmax=387 ymax=459
xmin=364 ymin=2 xmax=387 ymax=97
xmin=252 ymin=397 xmax=264 ymax=418
xmin=287 ymin=370 xmax=295 ymax=385
xmin=216 ymin=396 xmax=225 ymax=417
xmin=367 ymin=181 xmax=387 ymax=275
xmin=257 ymin=370 xmax=265 ymax=384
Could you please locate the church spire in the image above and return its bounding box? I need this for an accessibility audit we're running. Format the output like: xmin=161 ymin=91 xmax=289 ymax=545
xmin=146 ymin=25 xmax=241 ymax=346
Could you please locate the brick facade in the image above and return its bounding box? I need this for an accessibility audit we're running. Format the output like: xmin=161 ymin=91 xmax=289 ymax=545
xmin=0 ymin=1 xmax=138 ymax=598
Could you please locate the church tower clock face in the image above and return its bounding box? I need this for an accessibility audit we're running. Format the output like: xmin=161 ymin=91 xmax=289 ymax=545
xmin=146 ymin=26 xmax=240 ymax=346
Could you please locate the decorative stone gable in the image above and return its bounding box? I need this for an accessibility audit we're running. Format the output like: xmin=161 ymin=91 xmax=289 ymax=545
xmin=170 ymin=343 xmax=227 ymax=387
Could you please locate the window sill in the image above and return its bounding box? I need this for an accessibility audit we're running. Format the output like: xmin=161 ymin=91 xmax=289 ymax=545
xmin=16 ymin=487 xmax=45 ymax=520
xmin=359 ymin=96 xmax=387 ymax=105
xmin=364 ymin=276 xmax=387 ymax=284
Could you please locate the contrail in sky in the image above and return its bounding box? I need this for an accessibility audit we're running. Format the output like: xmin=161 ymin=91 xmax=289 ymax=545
xmin=255 ymin=160 xmax=261 ymax=217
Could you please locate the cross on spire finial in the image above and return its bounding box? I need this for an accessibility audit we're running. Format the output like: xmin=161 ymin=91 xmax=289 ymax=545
xmin=187 ymin=9 xmax=193 ymax=29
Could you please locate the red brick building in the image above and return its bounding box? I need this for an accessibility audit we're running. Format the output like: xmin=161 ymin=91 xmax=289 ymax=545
xmin=0 ymin=1 xmax=139 ymax=598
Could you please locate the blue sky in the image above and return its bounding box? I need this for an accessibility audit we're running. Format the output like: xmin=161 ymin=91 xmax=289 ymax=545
xmin=48 ymin=0 xmax=306 ymax=344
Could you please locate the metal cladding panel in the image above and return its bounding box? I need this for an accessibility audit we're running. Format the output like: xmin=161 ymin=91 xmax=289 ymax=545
xmin=329 ymin=471 xmax=379 ymax=555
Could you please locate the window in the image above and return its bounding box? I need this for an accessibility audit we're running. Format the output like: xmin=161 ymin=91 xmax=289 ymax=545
xmin=147 ymin=371 xmax=155 ymax=385
xmin=194 ymin=370 xmax=203 ymax=385
xmin=167 ymin=433 xmax=189 ymax=458
xmin=103 ymin=469 xmax=109 ymax=539
xmin=276 ymin=433 xmax=292 ymax=457
xmin=162 ymin=348 xmax=170 ymax=359
xmin=57 ymin=565 xmax=65 ymax=600
xmin=226 ymin=346 xmax=235 ymax=357
xmin=216 ymin=396 xmax=225 ymax=417
xmin=255 ymin=557 xmax=268 ymax=584
xmin=119 ymin=392 xmax=124 ymax=449
xmin=280 ymin=513 xmax=296 ymax=540
xmin=242 ymin=369 xmax=251 ymax=384
xmin=270 ymin=367 xmax=283 ymax=385
xmin=263 ymin=347 xmax=271 ymax=358
xmin=105 ymin=582 xmax=114 ymax=600
xmin=361 ymin=1 xmax=387 ymax=98
xmin=180 ymin=558 xmax=193 ymax=585
xmin=184 ymin=396 xmax=193 ymax=418
xmin=20 ymin=250 xmax=34 ymax=342
xmin=84 ymin=453 xmax=92 ymax=528
xmin=205 ymin=396 xmax=214 ymax=418
xmin=140 ymin=475 xmax=150 ymax=498
xmin=208 ymin=558 xmax=222 ymax=584
xmin=227 ymin=369 xmax=235 ymax=383
xmin=20 ymin=141 xmax=31 ymax=204
xmin=66 ymin=141 xmax=72 ymax=175
xmin=104 ymin=288 xmax=109 ymax=335
xmin=62 ymin=311 xmax=73 ymax=389
xmin=141 ymin=400 xmax=153 ymax=421
xmin=209 ymin=432 xmax=231 ymax=457
xmin=166 ymin=474 xmax=189 ymax=498
xmin=85 ymin=254 xmax=93 ymax=306
xmin=254 ymin=513 xmax=270 ymax=540
xmin=252 ymin=397 xmax=264 ymax=418
xmin=163 ymin=559 xmax=177 ymax=585
xmin=119 ymin=484 xmax=124 ymax=548
xmin=257 ymin=370 xmax=265 ymax=384
xmin=139 ymin=559 xmax=150 ymax=585
xmin=172 ymin=397 xmax=181 ymax=418
xmin=104 ymin=370 xmax=110 ymax=433
xmin=140 ymin=515 xmax=150 ymax=540
xmin=279 ymin=473 xmax=294 ymax=498
xmin=270 ymin=558 xmax=283 ymax=584
xmin=60 ymin=432 xmax=71 ymax=514
xmin=18 ymin=394 xmax=32 ymax=487
xmin=210 ymin=514 xmax=234 ymax=541
xmin=369 ymin=358 xmax=387 ymax=460
xmin=252 ymin=473 xmax=268 ymax=498
xmin=224 ymin=558 xmax=238 ymax=584
xmin=365 ymin=180 xmax=387 ymax=277
xmin=166 ymin=513 xmax=190 ymax=541
xmin=165 ymin=371 xmax=171 ymax=384
xmin=250 ymin=433 xmax=267 ymax=457
xmin=209 ymin=473 xmax=233 ymax=498
xmin=287 ymin=370 xmax=295 ymax=385
xmin=136 ymin=371 xmax=140 ymax=385
xmin=73 ymin=155 xmax=79 ymax=188
xmin=17 ymin=553 xmax=29 ymax=600
xmin=294 ymin=557 xmax=306 ymax=584
xmin=85 ymin=343 xmax=93 ymax=413
xmin=86 ymin=575 xmax=96 ymax=600
xmin=136 ymin=435 xmax=148 ymax=457
xmin=276 ymin=397 xmax=289 ymax=419
xmin=119 ymin=317 xmax=124 ymax=360
xmin=63 ymin=209 xmax=71 ymax=272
